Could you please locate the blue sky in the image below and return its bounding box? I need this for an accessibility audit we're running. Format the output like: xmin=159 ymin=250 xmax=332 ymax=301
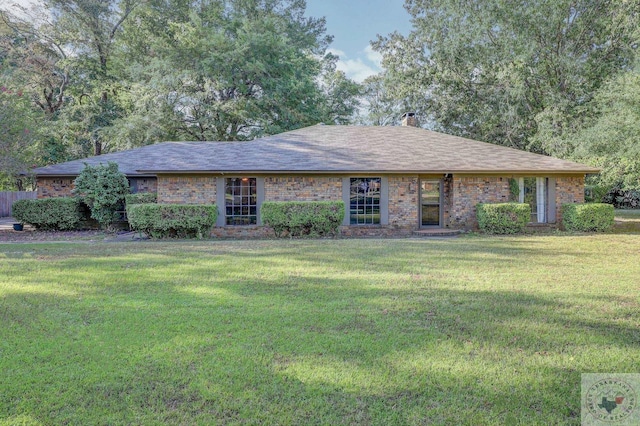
xmin=306 ymin=0 xmax=412 ymax=82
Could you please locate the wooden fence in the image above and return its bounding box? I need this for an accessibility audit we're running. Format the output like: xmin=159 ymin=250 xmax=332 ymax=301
xmin=0 ymin=191 xmax=37 ymax=217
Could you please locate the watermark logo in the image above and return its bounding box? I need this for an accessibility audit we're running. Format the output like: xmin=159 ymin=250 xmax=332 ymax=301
xmin=582 ymin=374 xmax=639 ymax=425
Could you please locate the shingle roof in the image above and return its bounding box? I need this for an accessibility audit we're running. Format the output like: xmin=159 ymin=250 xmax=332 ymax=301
xmin=32 ymin=124 xmax=599 ymax=176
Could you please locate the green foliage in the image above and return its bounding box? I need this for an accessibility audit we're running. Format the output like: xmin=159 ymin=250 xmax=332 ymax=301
xmin=476 ymin=203 xmax=530 ymax=234
xmin=125 ymin=192 xmax=157 ymax=205
xmin=261 ymin=201 xmax=344 ymax=237
xmin=584 ymin=184 xmax=609 ymax=204
xmin=373 ymin=0 xmax=639 ymax=153
xmin=562 ymin=65 xmax=640 ymax=194
xmin=73 ymin=162 xmax=130 ymax=229
xmin=127 ymin=203 xmax=217 ymax=238
xmin=0 ymin=84 xmax=40 ymax=190
xmin=2 ymin=0 xmax=360 ymax=162
xmin=508 ymin=178 xmax=520 ymax=202
xmin=12 ymin=197 xmax=82 ymax=230
xmin=603 ymin=186 xmax=640 ymax=209
xmin=115 ymin=0 xmax=359 ymax=142
xmin=357 ymin=73 xmax=403 ymax=126
xmin=562 ymin=203 xmax=614 ymax=232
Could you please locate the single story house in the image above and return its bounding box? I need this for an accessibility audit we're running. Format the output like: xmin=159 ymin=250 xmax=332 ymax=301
xmin=32 ymin=115 xmax=598 ymax=237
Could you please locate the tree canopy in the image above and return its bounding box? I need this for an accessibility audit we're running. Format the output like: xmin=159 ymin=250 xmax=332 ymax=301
xmin=0 ymin=0 xmax=360 ymax=189
xmin=373 ymin=0 xmax=639 ymax=153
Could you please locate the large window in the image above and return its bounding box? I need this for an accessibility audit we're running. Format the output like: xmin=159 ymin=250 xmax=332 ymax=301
xmin=225 ymin=178 xmax=257 ymax=225
xmin=349 ymin=177 xmax=381 ymax=224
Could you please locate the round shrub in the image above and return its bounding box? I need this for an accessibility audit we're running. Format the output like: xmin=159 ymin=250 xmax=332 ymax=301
xmin=476 ymin=202 xmax=531 ymax=234
xmin=73 ymin=162 xmax=130 ymax=229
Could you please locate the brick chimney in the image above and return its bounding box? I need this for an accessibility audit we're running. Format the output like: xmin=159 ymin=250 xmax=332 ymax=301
xmin=401 ymin=112 xmax=417 ymax=127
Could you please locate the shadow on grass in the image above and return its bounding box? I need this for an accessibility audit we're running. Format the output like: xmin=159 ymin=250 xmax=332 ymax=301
xmin=1 ymin=238 xmax=639 ymax=424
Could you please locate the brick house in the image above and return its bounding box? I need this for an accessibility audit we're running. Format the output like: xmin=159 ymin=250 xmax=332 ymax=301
xmin=32 ymin=116 xmax=598 ymax=236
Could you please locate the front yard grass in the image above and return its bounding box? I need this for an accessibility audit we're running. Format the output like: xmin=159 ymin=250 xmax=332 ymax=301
xmin=612 ymin=209 xmax=640 ymax=234
xmin=1 ymin=235 xmax=639 ymax=425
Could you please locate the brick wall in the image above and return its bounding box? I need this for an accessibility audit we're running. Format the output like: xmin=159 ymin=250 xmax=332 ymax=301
xmin=448 ymin=175 xmax=587 ymax=229
xmin=131 ymin=177 xmax=158 ymax=193
xmin=147 ymin=173 xmax=586 ymax=236
xmin=157 ymin=175 xmax=217 ymax=204
xmin=449 ymin=176 xmax=511 ymax=229
xmin=38 ymin=177 xmax=158 ymax=199
xmin=388 ymin=176 xmax=419 ymax=228
xmin=265 ymin=176 xmax=341 ymax=201
xmin=555 ymin=175 xmax=585 ymax=224
xmin=37 ymin=178 xmax=75 ymax=198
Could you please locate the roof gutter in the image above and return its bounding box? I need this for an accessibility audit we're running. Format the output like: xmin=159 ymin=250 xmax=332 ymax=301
xmin=136 ymin=169 xmax=600 ymax=175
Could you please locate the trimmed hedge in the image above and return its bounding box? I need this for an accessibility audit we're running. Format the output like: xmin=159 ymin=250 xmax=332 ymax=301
xmin=562 ymin=203 xmax=614 ymax=232
xmin=476 ymin=202 xmax=530 ymax=234
xmin=125 ymin=192 xmax=157 ymax=206
xmin=12 ymin=197 xmax=82 ymax=230
xmin=127 ymin=203 xmax=217 ymax=238
xmin=261 ymin=201 xmax=344 ymax=237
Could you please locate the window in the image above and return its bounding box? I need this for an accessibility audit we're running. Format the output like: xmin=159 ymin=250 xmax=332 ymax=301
xmin=349 ymin=178 xmax=381 ymax=224
xmin=225 ymin=178 xmax=257 ymax=225
xmin=519 ymin=177 xmax=547 ymax=223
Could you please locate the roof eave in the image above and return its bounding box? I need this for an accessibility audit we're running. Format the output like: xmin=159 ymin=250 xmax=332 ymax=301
xmin=34 ymin=172 xmax=156 ymax=178
xmin=138 ymin=168 xmax=600 ymax=175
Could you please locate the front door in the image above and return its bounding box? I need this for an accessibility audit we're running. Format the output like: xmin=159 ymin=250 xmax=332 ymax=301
xmin=420 ymin=179 xmax=442 ymax=227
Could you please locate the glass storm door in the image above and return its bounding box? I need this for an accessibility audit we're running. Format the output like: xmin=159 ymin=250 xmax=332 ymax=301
xmin=420 ymin=179 xmax=441 ymax=227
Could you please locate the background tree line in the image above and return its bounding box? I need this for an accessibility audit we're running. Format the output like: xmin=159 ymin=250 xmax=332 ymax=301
xmin=1 ymin=0 xmax=360 ymax=189
xmin=2 ymin=0 xmax=639 ymax=204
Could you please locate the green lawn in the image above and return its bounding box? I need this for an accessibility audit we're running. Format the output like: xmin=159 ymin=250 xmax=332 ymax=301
xmin=612 ymin=209 xmax=640 ymax=234
xmin=1 ymin=235 xmax=639 ymax=425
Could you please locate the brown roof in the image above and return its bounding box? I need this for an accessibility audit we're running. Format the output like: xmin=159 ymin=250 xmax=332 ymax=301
xmin=32 ymin=124 xmax=599 ymax=176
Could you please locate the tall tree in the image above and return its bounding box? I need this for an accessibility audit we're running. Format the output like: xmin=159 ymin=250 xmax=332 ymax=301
xmin=44 ymin=0 xmax=140 ymax=155
xmin=1 ymin=0 xmax=360 ymax=170
xmin=374 ymin=0 xmax=639 ymax=153
xmin=1 ymin=8 xmax=69 ymax=117
xmin=560 ymin=63 xmax=640 ymax=193
xmin=357 ymin=73 xmax=405 ymax=126
xmin=114 ymin=0 xmax=359 ymax=142
xmin=0 ymin=85 xmax=40 ymax=190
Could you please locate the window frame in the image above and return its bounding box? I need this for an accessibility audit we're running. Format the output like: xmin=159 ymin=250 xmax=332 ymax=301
xmin=517 ymin=177 xmax=556 ymax=224
xmin=342 ymin=177 xmax=389 ymax=226
xmin=216 ymin=177 xmax=264 ymax=226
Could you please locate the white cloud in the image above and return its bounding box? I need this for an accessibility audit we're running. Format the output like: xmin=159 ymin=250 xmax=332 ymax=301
xmin=364 ymin=45 xmax=383 ymax=68
xmin=329 ymin=45 xmax=382 ymax=83
xmin=335 ymin=58 xmax=378 ymax=83
xmin=327 ymin=48 xmax=347 ymax=58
